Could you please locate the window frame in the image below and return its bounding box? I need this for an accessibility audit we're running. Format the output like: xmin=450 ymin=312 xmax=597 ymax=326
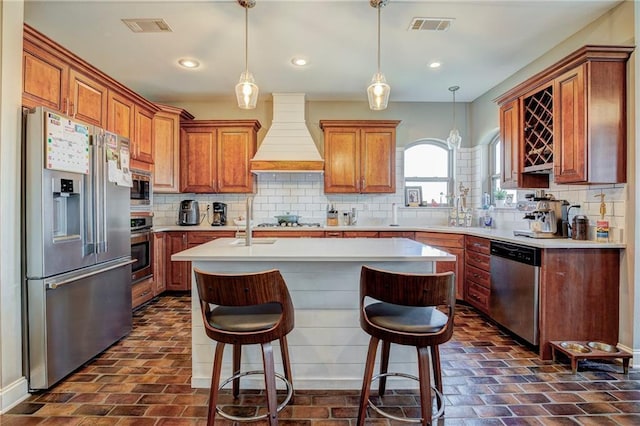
xmin=489 ymin=134 xmax=501 ymax=204
xmin=403 ymin=139 xmax=455 ymax=207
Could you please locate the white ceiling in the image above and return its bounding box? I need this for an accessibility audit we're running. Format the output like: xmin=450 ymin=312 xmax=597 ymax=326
xmin=24 ymin=0 xmax=622 ymax=103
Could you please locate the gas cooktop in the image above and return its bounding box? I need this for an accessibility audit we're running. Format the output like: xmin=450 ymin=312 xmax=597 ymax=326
xmin=257 ymin=222 xmax=322 ymax=228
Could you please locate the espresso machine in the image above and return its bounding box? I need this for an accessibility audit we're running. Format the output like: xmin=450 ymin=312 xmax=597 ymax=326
xmin=514 ymin=196 xmax=569 ymax=238
xmin=211 ymin=202 xmax=227 ymax=226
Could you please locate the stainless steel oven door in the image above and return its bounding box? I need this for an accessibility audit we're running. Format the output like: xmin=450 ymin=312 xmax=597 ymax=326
xmin=131 ymin=230 xmax=152 ymax=283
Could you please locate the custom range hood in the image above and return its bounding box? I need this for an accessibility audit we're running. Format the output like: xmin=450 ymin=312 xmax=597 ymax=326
xmin=251 ymin=93 xmax=324 ymax=173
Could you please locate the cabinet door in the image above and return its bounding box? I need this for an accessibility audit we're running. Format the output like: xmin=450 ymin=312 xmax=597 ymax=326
xmin=69 ymin=68 xmax=107 ymax=127
xmin=499 ymin=100 xmax=520 ymax=189
xmin=165 ymin=232 xmax=190 ymax=291
xmin=361 ymin=128 xmax=395 ymax=193
xmin=553 ymin=65 xmax=587 ymax=184
xmin=153 ymin=111 xmax=181 ymax=192
xmin=134 ymin=105 xmax=154 ymax=164
xmin=323 ymin=127 xmax=360 ymax=193
xmin=181 ymin=127 xmax=217 ymax=193
xmin=435 ymin=246 xmax=465 ymax=300
xmin=22 ymin=41 xmax=68 ymax=111
xmin=216 ymin=127 xmax=255 ymax=193
xmin=153 ymin=232 xmax=166 ymax=295
xmin=107 ymin=90 xmax=134 ymax=139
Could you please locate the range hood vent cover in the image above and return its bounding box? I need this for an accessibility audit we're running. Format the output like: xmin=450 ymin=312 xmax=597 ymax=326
xmin=251 ymin=93 xmax=324 ymax=173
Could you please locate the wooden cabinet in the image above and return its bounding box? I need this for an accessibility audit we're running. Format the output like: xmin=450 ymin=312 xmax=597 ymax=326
xmin=23 ymin=24 xmax=158 ymax=169
xmin=320 ymin=120 xmax=400 ymax=193
xmin=132 ymin=278 xmax=154 ymax=310
xmin=496 ymin=45 xmax=633 ymax=187
xmin=414 ymin=232 xmax=465 ymax=300
xmin=464 ymin=236 xmax=491 ymax=313
xmin=153 ymin=104 xmax=194 ymax=193
xmin=23 ymin=34 xmax=107 ymax=127
xmin=538 ymin=248 xmax=619 ymax=360
xmin=164 ymin=231 xmax=235 ymax=291
xmin=165 ymin=232 xmax=189 ymax=291
xmin=379 ymin=231 xmax=415 ymax=239
xmin=108 ymin=90 xmax=155 ymax=170
xmin=180 ymin=120 xmax=261 ymax=193
xmin=153 ymin=232 xmax=166 ymax=296
xmin=324 ymin=231 xmax=379 ymax=238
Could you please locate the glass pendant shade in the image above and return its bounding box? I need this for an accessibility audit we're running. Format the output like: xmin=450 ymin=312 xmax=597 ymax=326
xmin=367 ymin=72 xmax=390 ymax=110
xmin=235 ymin=71 xmax=259 ymax=109
xmin=447 ymin=128 xmax=461 ymax=150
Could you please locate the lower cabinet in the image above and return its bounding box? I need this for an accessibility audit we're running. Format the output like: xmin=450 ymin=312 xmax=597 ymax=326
xmin=414 ymin=232 xmax=465 ymax=300
xmin=153 ymin=232 xmax=166 ymax=295
xmin=132 ymin=277 xmax=153 ymax=309
xmin=324 ymin=230 xmax=379 ymax=238
xmin=165 ymin=231 xmax=236 ymax=292
xmin=464 ymin=236 xmax=491 ymax=313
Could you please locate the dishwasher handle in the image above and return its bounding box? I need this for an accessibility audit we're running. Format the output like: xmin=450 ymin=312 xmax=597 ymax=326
xmin=490 ymin=241 xmax=541 ymax=266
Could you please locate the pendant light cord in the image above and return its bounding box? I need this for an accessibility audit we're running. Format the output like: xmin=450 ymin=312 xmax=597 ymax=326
xmin=376 ymin=5 xmax=381 ymax=73
xmin=244 ymin=5 xmax=249 ymax=74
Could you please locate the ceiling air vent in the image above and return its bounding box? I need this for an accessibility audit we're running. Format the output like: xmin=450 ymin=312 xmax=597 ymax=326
xmin=409 ymin=17 xmax=453 ymax=31
xmin=122 ymin=18 xmax=172 ymax=33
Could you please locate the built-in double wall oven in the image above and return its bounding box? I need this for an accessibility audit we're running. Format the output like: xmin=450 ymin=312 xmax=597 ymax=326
xmin=131 ymin=213 xmax=153 ymax=283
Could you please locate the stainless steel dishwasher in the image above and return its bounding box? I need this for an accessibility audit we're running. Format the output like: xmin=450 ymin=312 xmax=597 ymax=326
xmin=489 ymin=241 xmax=541 ymax=345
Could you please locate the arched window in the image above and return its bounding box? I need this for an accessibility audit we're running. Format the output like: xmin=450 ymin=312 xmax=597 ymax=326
xmin=404 ymin=139 xmax=454 ymax=207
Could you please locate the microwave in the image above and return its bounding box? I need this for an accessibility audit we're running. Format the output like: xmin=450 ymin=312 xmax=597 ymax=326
xmin=130 ymin=170 xmax=152 ymax=208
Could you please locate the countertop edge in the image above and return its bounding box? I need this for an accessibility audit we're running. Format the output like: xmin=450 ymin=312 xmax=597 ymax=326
xmin=153 ymin=225 xmax=625 ymax=249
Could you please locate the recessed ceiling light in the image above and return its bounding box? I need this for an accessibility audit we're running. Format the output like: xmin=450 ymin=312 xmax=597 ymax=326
xmin=291 ymin=57 xmax=308 ymax=67
xmin=429 ymin=62 xmax=441 ymax=69
xmin=178 ymin=58 xmax=200 ymax=69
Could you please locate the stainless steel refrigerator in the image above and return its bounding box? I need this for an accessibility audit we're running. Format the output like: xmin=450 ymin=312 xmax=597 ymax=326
xmin=23 ymin=107 xmax=133 ymax=390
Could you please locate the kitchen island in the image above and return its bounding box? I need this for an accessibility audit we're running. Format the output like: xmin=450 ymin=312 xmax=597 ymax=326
xmin=172 ymin=237 xmax=455 ymax=389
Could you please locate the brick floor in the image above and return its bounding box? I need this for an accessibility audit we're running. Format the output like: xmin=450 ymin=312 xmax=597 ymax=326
xmin=2 ymin=293 xmax=639 ymax=425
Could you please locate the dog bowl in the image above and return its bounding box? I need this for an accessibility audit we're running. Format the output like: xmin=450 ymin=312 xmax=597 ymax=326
xmin=560 ymin=342 xmax=591 ymax=353
xmin=587 ymin=342 xmax=619 ymax=353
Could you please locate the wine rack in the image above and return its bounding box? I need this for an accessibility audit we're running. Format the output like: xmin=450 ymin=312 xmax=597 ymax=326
xmin=523 ymin=85 xmax=553 ymax=172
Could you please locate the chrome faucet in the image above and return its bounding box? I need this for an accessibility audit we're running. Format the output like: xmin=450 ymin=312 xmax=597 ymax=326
xmin=245 ymin=196 xmax=253 ymax=246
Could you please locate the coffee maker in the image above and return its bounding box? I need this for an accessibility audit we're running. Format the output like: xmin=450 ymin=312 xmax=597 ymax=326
xmin=211 ymin=202 xmax=227 ymax=226
xmin=514 ymin=196 xmax=569 ymax=238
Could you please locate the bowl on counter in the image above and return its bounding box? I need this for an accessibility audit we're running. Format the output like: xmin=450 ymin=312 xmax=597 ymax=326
xmin=274 ymin=213 xmax=301 ymax=225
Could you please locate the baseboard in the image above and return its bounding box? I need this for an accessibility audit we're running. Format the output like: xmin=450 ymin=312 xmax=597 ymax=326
xmin=0 ymin=377 xmax=29 ymax=414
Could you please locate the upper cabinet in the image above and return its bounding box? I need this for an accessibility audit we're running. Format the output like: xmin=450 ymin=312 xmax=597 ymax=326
xmin=180 ymin=120 xmax=261 ymax=193
xmin=496 ymin=45 xmax=633 ymax=187
xmin=153 ymin=104 xmax=194 ymax=193
xmin=320 ymin=120 xmax=401 ymax=193
xmin=22 ymin=24 xmax=158 ymax=170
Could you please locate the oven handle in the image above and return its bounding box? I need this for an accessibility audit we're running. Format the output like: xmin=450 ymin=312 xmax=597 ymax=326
xmin=131 ymin=231 xmax=151 ymax=244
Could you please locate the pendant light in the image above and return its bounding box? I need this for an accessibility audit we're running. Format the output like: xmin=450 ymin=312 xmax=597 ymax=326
xmin=235 ymin=0 xmax=258 ymax=109
xmin=367 ymin=0 xmax=391 ymax=111
xmin=446 ymin=85 xmax=462 ymax=149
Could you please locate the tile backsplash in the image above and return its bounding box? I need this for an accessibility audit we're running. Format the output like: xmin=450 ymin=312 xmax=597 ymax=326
xmin=152 ymin=147 xmax=626 ymax=243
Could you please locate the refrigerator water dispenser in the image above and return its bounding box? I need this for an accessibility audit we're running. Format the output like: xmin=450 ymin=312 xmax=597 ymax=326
xmin=52 ymin=177 xmax=81 ymax=240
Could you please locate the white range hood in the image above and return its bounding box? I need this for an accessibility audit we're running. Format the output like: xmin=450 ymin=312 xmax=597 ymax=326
xmin=251 ymin=93 xmax=324 ymax=173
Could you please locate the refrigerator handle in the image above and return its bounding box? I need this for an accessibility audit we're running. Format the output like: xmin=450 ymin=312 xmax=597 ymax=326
xmin=46 ymin=258 xmax=136 ymax=289
xmin=84 ymin=137 xmax=96 ymax=256
xmin=95 ymin=131 xmax=107 ymax=254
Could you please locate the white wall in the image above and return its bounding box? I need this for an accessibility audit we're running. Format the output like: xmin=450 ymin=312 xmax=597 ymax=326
xmin=0 ymin=0 xmax=29 ymax=413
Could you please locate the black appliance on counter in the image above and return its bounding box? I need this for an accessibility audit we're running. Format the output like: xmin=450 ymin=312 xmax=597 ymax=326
xmin=178 ymin=200 xmax=200 ymax=225
xmin=211 ymin=202 xmax=227 ymax=226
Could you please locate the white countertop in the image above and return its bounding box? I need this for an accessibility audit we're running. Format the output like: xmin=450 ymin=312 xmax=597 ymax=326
xmin=155 ymin=224 xmax=625 ymax=249
xmin=171 ymin=237 xmax=456 ymax=262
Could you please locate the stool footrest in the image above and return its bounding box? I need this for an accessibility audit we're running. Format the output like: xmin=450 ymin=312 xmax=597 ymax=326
xmin=216 ymin=370 xmax=293 ymax=422
xmin=368 ymin=372 xmax=444 ymax=423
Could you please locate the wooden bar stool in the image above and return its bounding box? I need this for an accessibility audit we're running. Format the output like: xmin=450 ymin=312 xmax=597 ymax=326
xmin=357 ymin=266 xmax=456 ymax=425
xmin=193 ymin=268 xmax=295 ymax=426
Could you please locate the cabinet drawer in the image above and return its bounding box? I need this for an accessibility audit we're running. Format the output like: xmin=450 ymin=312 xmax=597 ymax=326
xmin=132 ymin=278 xmax=153 ymax=309
xmin=465 ymin=264 xmax=490 ymax=288
xmin=379 ymin=231 xmax=415 ymax=238
xmin=188 ymin=231 xmax=235 ymax=245
xmin=466 ymin=251 xmax=490 ymax=271
xmin=466 ymin=236 xmax=490 ymax=254
xmin=415 ymin=232 xmax=464 ymax=248
xmin=466 ymin=282 xmax=490 ymax=312
xmin=343 ymin=231 xmax=379 ymax=238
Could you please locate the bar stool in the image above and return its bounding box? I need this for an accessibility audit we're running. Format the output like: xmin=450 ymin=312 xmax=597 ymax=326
xmin=193 ymin=268 xmax=295 ymax=426
xmin=357 ymin=266 xmax=456 ymax=425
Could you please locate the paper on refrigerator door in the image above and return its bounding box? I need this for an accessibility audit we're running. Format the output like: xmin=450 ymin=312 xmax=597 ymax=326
xmin=45 ymin=111 xmax=90 ymax=174
xmin=105 ymin=132 xmax=132 ymax=187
